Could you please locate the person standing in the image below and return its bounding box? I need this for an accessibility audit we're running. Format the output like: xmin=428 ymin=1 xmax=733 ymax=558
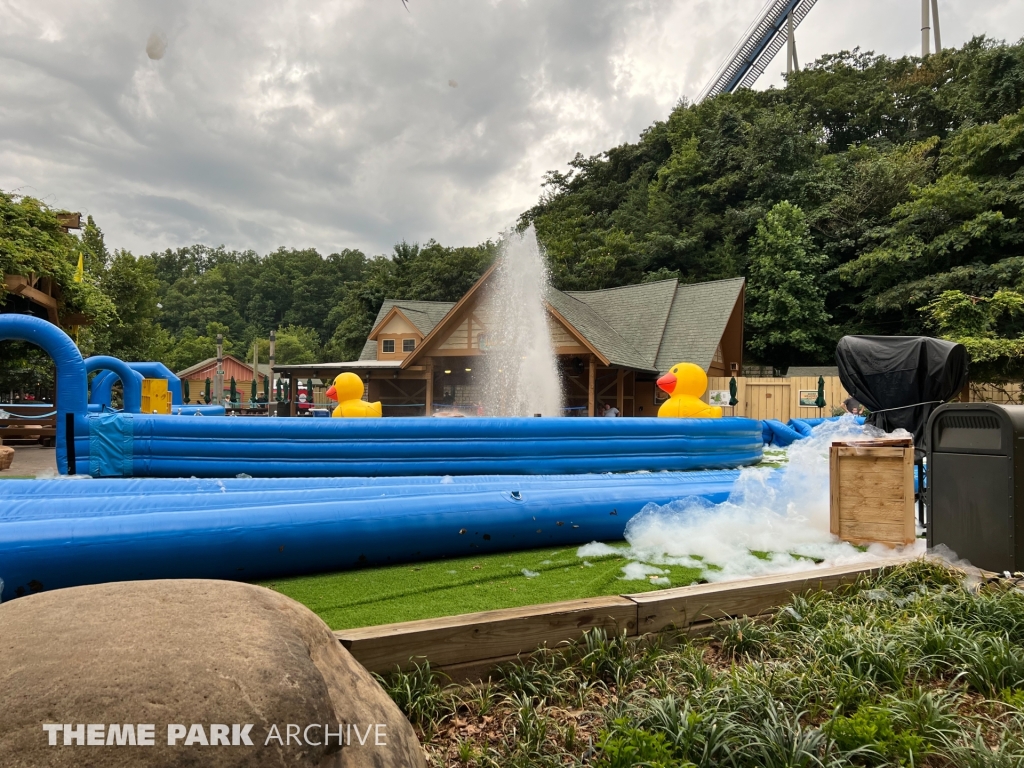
xmin=602 ymin=402 xmax=619 ymax=417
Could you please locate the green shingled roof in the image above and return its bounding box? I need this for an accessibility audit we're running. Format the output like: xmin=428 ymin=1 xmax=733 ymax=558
xmin=654 ymin=277 xmax=745 ymax=372
xmin=363 ymin=277 xmax=744 ymax=372
xmin=359 ymin=300 xmax=455 ymax=360
xmin=546 ymin=289 xmax=652 ymax=371
xmin=564 ymin=279 xmax=679 ymax=370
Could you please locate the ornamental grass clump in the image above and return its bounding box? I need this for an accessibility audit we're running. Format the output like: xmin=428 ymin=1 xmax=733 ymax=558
xmin=379 ymin=560 xmax=1024 ymax=767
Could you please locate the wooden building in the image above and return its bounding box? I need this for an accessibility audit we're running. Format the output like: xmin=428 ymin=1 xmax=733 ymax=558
xmin=275 ymin=265 xmax=745 ymax=417
xmin=176 ymin=355 xmax=269 ymax=403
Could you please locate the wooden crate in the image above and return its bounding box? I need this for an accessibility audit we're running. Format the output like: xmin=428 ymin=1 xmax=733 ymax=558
xmin=830 ymin=439 xmax=915 ymax=547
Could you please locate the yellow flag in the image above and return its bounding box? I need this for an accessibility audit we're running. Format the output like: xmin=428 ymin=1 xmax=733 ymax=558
xmin=74 ymin=253 xmax=84 ymax=283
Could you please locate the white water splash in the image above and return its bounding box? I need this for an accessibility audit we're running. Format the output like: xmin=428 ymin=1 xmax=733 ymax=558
xmin=585 ymin=416 xmax=925 ymax=583
xmin=480 ymin=225 xmax=563 ymax=417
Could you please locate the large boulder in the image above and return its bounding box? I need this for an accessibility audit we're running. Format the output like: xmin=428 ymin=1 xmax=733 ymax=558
xmin=0 ymin=580 xmax=425 ymax=768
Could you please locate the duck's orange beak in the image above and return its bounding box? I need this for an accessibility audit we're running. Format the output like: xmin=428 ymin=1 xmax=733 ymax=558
xmin=325 ymin=385 xmax=337 ymax=400
xmin=656 ymin=372 xmax=676 ymax=395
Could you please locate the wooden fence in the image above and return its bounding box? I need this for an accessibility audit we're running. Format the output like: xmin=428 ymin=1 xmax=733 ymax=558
xmin=708 ymin=376 xmax=850 ymax=422
xmin=970 ymin=382 xmax=1024 ymax=404
xmin=710 ymin=376 xmax=1013 ymax=422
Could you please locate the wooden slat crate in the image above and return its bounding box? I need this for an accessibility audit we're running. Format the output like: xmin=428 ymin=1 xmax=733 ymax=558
xmin=830 ymin=439 xmax=915 ymax=547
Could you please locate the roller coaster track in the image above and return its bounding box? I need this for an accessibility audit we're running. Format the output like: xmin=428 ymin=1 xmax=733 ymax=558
xmin=697 ymin=0 xmax=819 ymax=102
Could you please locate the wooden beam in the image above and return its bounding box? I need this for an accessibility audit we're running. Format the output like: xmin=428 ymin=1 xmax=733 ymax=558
xmin=627 ymin=561 xmax=901 ymax=634
xmin=425 ymin=361 xmax=434 ymax=416
xmin=588 ymin=356 xmax=596 ymax=417
xmin=334 ymin=560 xmax=907 ymax=676
xmin=402 ymin=261 xmax=500 ymax=369
xmin=289 ymin=375 xmax=297 ymax=417
xmin=55 ymin=212 xmax=81 ymax=230
xmin=545 ymin=303 xmax=610 ymax=366
xmin=617 ymin=369 xmax=625 ymax=415
xmin=336 ymin=596 xmax=638 ymax=673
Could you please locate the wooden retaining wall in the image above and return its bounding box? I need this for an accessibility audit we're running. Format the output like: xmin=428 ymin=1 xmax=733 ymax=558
xmin=336 ymin=561 xmax=905 ymax=679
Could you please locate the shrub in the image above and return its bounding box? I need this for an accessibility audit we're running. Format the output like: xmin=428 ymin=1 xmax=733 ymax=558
xmin=827 ymin=705 xmax=927 ymax=766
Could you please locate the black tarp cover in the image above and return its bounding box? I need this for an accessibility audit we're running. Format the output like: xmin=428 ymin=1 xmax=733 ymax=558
xmin=836 ymin=336 xmax=968 ymax=452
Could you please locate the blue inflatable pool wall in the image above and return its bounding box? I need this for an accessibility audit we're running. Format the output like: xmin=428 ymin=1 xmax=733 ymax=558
xmin=0 ymin=313 xmax=769 ymax=600
xmin=74 ymin=411 xmax=763 ymax=477
xmin=0 ymin=471 xmax=743 ymax=597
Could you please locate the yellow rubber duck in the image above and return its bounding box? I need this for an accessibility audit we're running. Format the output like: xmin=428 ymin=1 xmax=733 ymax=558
xmin=656 ymin=363 xmax=722 ymax=418
xmin=325 ymin=372 xmax=382 ymax=418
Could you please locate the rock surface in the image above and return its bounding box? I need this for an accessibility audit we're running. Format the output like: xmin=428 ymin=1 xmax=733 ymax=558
xmin=0 ymin=579 xmax=425 ymax=767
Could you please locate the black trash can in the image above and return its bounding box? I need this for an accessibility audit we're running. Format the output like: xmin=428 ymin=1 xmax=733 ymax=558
xmin=927 ymin=402 xmax=1024 ymax=573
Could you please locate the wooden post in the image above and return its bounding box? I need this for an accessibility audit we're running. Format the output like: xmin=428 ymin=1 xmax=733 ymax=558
xmin=214 ymin=334 xmax=224 ymax=408
xmin=289 ymin=373 xmax=297 ymax=418
xmin=425 ymin=360 xmax=434 ymax=417
xmin=269 ymin=330 xmax=276 ymax=416
xmin=616 ymin=369 xmax=624 ymax=416
xmin=588 ymin=357 xmax=596 ymax=417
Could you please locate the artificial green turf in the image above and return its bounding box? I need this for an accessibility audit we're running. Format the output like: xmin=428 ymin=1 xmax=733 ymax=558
xmin=260 ymin=543 xmax=704 ymax=630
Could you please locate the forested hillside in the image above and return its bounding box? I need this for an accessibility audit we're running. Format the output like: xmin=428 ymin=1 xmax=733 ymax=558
xmin=523 ymin=37 xmax=1024 ymax=376
xmin=4 ymin=36 xmax=1024 ymax=385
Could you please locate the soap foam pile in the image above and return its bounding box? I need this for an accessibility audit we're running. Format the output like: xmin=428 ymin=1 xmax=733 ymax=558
xmin=583 ymin=415 xmax=925 ymax=585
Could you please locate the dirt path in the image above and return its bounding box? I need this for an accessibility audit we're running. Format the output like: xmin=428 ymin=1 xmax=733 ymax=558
xmin=1 ymin=446 xmax=58 ymax=478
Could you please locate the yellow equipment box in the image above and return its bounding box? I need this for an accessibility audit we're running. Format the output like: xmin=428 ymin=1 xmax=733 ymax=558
xmin=142 ymin=378 xmax=171 ymax=415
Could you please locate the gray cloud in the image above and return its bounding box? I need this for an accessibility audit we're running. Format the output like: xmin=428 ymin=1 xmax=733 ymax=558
xmin=1 ymin=0 xmax=1022 ymax=258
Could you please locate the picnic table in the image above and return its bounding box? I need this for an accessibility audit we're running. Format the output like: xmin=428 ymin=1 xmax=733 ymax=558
xmin=0 ymin=405 xmax=57 ymax=446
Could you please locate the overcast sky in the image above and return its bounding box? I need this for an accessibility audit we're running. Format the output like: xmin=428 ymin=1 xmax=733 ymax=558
xmin=2 ymin=1 xmax=1022 ymax=259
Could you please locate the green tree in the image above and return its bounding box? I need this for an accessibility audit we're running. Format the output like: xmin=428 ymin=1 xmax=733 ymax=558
xmin=163 ymin=323 xmax=235 ymax=372
xmin=255 ymin=324 xmax=321 ymax=365
xmin=91 ymin=251 xmax=164 ymax=361
xmin=746 ymin=202 xmax=832 ymax=372
xmin=922 ymin=289 xmax=1024 ymax=380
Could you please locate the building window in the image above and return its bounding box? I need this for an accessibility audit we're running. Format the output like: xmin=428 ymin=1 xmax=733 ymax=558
xmin=403 ymin=338 xmax=416 ymax=353
xmin=382 ymin=339 xmax=395 ymax=354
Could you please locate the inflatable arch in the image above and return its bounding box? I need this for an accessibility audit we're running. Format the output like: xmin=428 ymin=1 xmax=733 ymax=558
xmin=90 ymin=362 xmax=182 ymax=407
xmin=84 ymin=357 xmax=143 ymax=413
xmin=0 ymin=314 xmax=87 ymax=474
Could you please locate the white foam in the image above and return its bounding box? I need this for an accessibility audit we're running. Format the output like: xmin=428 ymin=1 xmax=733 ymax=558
xmin=521 ymin=569 xmax=540 ymax=579
xmin=620 ymin=562 xmax=666 ymax=580
xmin=621 ymin=416 xmax=924 ymax=583
xmin=577 ymin=542 xmax=620 ymax=557
xmin=33 ymin=469 xmax=91 ymax=480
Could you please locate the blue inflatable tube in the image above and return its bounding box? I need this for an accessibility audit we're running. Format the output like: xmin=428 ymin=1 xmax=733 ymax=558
xmin=0 ymin=470 xmax=743 ymax=597
xmin=88 ymin=369 xmax=114 ymax=405
xmin=89 ymin=363 xmax=183 ymax=407
xmin=71 ymin=413 xmax=764 ymax=477
xmin=85 ymin=357 xmax=143 ymax=413
xmin=87 ymin=400 xmax=225 ymax=417
xmin=127 ymin=361 xmax=183 ymax=405
xmin=790 ymin=419 xmax=815 ymax=437
xmin=0 ymin=315 xmax=86 ymax=474
xmin=169 ymin=405 xmax=227 ymax=416
xmin=763 ymin=419 xmax=803 ymax=447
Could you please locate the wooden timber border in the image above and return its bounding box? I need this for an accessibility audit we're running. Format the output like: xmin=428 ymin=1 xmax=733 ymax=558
xmin=335 ymin=560 xmax=912 ymax=679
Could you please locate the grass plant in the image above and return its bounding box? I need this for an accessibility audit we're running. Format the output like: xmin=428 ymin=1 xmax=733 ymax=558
xmin=375 ymin=560 xmax=1024 ymax=767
